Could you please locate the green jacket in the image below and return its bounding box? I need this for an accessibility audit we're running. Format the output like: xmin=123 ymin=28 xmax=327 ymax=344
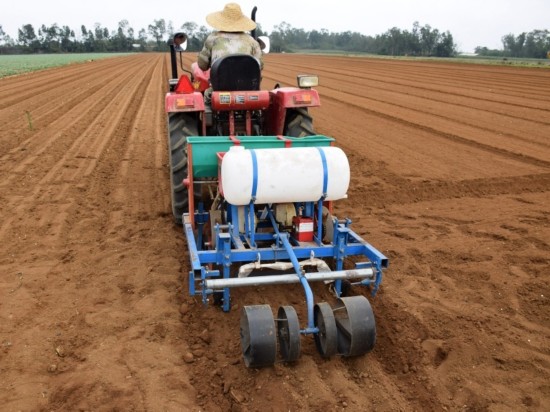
xmin=197 ymin=31 xmax=263 ymax=71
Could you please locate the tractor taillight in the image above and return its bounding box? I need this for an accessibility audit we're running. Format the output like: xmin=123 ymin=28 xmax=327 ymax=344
xmin=176 ymin=97 xmax=195 ymax=108
xmin=294 ymin=93 xmax=312 ymax=104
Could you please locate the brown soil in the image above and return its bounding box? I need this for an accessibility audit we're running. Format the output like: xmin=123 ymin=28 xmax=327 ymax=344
xmin=1 ymin=53 xmax=549 ymax=412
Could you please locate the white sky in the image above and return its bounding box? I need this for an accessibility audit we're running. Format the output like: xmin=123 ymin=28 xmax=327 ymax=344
xmin=2 ymin=0 xmax=549 ymax=52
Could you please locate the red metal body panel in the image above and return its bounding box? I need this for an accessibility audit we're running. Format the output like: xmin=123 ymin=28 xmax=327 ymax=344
xmin=267 ymin=87 xmax=321 ymax=135
xmin=191 ymin=63 xmax=210 ymax=92
xmin=165 ymin=92 xmax=205 ymax=113
xmin=211 ymin=91 xmax=270 ymax=111
xmin=273 ymin=87 xmax=321 ymax=107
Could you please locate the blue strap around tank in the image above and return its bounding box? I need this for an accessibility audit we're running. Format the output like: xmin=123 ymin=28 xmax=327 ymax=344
xmin=250 ymin=149 xmax=258 ymax=203
xmin=316 ymin=147 xmax=328 ymax=199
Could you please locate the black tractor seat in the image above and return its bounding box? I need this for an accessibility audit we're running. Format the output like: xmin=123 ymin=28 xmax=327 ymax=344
xmin=210 ymin=54 xmax=261 ymax=91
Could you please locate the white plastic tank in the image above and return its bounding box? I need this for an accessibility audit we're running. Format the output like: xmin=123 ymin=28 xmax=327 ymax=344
xmin=221 ymin=146 xmax=350 ymax=206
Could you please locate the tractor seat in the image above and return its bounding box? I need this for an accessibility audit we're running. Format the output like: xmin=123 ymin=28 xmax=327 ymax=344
xmin=210 ymin=54 xmax=261 ymax=91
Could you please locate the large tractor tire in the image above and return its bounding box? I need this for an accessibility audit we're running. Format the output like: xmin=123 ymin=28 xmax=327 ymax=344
xmin=167 ymin=113 xmax=199 ymax=224
xmin=283 ymin=108 xmax=315 ymax=137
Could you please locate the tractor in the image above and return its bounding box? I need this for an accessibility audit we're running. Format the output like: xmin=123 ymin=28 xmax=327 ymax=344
xmin=165 ymin=8 xmax=388 ymax=368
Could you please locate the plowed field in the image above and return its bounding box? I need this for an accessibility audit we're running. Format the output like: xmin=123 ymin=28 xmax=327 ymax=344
xmin=1 ymin=53 xmax=549 ymax=411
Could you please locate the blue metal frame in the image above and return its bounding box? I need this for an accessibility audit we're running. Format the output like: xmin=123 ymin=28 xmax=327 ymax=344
xmin=183 ymin=198 xmax=389 ymax=338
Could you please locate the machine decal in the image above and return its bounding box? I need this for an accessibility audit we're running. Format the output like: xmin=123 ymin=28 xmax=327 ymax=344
xmin=219 ymin=93 xmax=231 ymax=104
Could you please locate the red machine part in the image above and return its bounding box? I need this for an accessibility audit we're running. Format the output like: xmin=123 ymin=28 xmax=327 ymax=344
xmin=292 ymin=216 xmax=314 ymax=242
xmin=174 ymin=75 xmax=195 ymax=93
xmin=191 ymin=62 xmax=210 ymax=92
xmin=165 ymin=91 xmax=205 ymax=113
xmin=268 ymin=87 xmax=321 ymax=135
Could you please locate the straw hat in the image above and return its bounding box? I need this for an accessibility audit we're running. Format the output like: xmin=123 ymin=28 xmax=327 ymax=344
xmin=206 ymin=3 xmax=257 ymax=32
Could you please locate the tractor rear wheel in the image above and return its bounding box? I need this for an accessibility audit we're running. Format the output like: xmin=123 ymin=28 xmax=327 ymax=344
xmin=284 ymin=108 xmax=315 ymax=137
xmin=167 ymin=113 xmax=199 ymax=224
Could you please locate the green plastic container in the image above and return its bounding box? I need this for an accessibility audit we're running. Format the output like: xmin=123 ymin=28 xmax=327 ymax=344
xmin=187 ymin=135 xmax=335 ymax=178
xmin=287 ymin=135 xmax=335 ymax=147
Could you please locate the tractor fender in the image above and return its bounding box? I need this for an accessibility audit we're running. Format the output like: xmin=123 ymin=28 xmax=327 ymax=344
xmin=165 ymin=91 xmax=205 ymax=113
xmin=267 ymin=87 xmax=320 ymax=135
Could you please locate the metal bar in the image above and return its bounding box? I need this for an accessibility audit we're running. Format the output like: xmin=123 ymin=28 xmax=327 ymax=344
xmin=248 ymin=202 xmax=256 ymax=248
xmin=347 ymin=230 xmax=389 ymax=268
xmin=183 ymin=217 xmax=202 ymax=271
xmin=246 ymin=110 xmax=251 ymax=136
xmin=316 ymin=199 xmax=323 ymax=246
xmin=191 ymin=180 xmax=218 ymax=185
xmin=231 ymin=231 xmax=246 ymax=249
xmin=279 ymin=233 xmax=315 ymax=328
xmin=230 ymin=205 xmax=240 ymax=239
xmin=195 ymin=242 xmax=376 ymax=264
xmin=187 ymin=144 xmax=195 ymax=228
xmin=266 ymin=207 xmax=280 ymax=236
xmin=221 ymin=233 xmax=232 ymax=312
xmin=205 ymin=268 xmax=374 ymax=289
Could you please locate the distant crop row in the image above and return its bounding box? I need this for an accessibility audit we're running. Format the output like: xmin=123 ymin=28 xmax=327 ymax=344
xmin=0 ymin=53 xmax=130 ymax=78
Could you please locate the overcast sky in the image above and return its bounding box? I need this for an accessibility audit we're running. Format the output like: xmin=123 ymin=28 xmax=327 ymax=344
xmin=2 ymin=0 xmax=549 ymax=53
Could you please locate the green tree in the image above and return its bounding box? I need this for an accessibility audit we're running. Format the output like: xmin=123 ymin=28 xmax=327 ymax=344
xmin=92 ymin=23 xmax=110 ymax=51
xmin=435 ymin=31 xmax=456 ymax=57
xmin=148 ymin=19 xmax=166 ymax=50
xmin=18 ymin=24 xmax=38 ymax=50
xmin=420 ymin=24 xmax=439 ymax=56
xmin=136 ymin=28 xmax=148 ymax=51
xmin=112 ymin=19 xmax=133 ymax=51
xmin=502 ymin=30 xmax=549 ymax=58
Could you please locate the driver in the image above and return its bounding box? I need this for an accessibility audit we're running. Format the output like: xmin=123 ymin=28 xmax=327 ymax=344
xmin=197 ymin=3 xmax=263 ymax=71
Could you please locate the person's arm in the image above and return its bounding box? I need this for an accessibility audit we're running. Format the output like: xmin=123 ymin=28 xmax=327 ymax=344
xmin=197 ymin=34 xmax=214 ymax=71
xmin=250 ymin=36 xmax=264 ymax=70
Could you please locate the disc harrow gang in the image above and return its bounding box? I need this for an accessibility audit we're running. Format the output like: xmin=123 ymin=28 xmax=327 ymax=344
xmin=277 ymin=306 xmax=301 ymax=363
xmin=239 ymin=298 xmax=377 ymax=367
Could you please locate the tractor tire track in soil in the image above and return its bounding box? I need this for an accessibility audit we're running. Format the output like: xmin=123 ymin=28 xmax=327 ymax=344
xmin=1 ymin=53 xmax=549 ymax=411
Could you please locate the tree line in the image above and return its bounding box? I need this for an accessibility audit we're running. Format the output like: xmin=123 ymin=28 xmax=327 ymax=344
xmin=0 ymin=20 xmax=457 ymax=57
xmin=0 ymin=21 xmax=159 ymax=53
xmin=0 ymin=19 xmax=547 ymax=58
xmin=476 ymin=30 xmax=550 ymax=59
xmin=267 ymin=21 xmax=456 ymax=57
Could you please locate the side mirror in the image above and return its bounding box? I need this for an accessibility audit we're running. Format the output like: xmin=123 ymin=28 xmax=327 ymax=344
xmin=173 ymin=32 xmax=188 ymax=52
xmin=258 ymin=36 xmax=270 ymax=54
xmin=176 ymin=39 xmax=188 ymax=52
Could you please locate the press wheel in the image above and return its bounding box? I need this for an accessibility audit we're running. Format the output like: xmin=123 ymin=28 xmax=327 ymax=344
xmin=314 ymin=302 xmax=337 ymax=357
xmin=240 ymin=305 xmax=276 ymax=368
xmin=334 ymin=295 xmax=376 ymax=357
xmin=277 ymin=306 xmax=301 ymax=362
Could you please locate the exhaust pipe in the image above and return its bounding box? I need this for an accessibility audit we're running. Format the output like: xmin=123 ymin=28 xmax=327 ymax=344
xmin=251 ymin=6 xmax=258 ymax=39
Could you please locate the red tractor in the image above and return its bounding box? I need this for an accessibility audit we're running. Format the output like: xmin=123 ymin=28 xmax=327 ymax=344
xmin=166 ymin=29 xmax=320 ymax=224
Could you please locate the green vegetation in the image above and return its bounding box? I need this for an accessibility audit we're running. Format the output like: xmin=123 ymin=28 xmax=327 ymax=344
xmin=455 ymin=55 xmax=550 ymax=68
xmin=0 ymin=20 xmax=456 ymax=56
xmin=0 ymin=20 xmax=548 ymax=59
xmin=0 ymin=21 xmax=165 ymax=54
xmin=476 ymin=30 xmax=550 ymax=59
xmin=0 ymin=53 xmax=130 ymax=78
xmin=295 ymin=51 xmax=550 ymax=68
